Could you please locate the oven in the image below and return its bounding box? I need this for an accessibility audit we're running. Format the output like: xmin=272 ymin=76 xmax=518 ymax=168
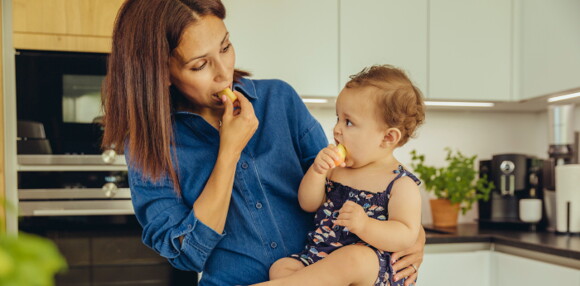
xmin=15 ymin=50 xmax=198 ymax=285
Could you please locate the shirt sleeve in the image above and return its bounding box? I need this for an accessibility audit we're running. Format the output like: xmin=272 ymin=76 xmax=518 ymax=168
xmin=282 ymin=81 xmax=329 ymax=172
xmin=128 ymin=169 xmax=225 ymax=272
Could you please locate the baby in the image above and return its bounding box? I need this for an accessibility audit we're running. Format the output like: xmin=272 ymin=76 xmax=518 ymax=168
xmin=254 ymin=64 xmax=425 ymax=286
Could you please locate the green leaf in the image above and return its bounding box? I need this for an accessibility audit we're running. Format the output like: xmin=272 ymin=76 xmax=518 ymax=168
xmin=410 ymin=148 xmax=493 ymax=214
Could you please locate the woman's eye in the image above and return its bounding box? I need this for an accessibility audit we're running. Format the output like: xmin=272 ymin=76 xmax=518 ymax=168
xmin=346 ymin=119 xmax=353 ymax=126
xmin=191 ymin=61 xmax=207 ymax=71
xmin=221 ymin=43 xmax=231 ymax=53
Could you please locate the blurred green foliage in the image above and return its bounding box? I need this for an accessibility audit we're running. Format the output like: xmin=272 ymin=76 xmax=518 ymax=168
xmin=410 ymin=148 xmax=494 ymax=214
xmin=0 ymin=199 xmax=67 ymax=285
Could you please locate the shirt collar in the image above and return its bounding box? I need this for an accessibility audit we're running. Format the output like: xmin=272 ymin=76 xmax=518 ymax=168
xmin=233 ymin=77 xmax=258 ymax=100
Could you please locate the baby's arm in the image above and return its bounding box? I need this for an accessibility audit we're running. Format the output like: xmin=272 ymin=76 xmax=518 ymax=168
xmin=335 ymin=177 xmax=421 ymax=252
xmin=298 ymin=145 xmax=345 ymax=212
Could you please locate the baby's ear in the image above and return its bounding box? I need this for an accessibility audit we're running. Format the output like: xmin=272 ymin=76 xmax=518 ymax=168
xmin=382 ymin=128 xmax=401 ymax=148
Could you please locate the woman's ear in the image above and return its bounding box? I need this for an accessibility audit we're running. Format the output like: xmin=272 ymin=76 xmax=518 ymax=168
xmin=382 ymin=128 xmax=402 ymax=148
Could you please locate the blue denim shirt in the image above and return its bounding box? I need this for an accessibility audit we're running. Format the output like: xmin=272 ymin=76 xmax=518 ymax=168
xmin=127 ymin=78 xmax=328 ymax=285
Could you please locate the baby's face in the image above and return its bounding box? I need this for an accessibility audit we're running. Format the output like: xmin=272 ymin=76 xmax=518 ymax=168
xmin=333 ymin=87 xmax=388 ymax=168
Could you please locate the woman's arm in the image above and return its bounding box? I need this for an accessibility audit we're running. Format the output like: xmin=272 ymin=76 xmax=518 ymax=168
xmin=131 ymin=93 xmax=258 ymax=272
xmin=193 ymin=92 xmax=258 ymax=233
xmin=335 ymin=177 xmax=422 ymax=252
xmin=391 ymin=227 xmax=426 ymax=285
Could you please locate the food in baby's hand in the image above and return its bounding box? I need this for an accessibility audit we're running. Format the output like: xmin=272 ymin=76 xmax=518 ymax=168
xmin=334 ymin=144 xmax=347 ymax=166
xmin=218 ymin=88 xmax=237 ymax=102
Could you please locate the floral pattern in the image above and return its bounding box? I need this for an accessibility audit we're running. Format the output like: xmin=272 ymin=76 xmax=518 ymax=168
xmin=290 ymin=165 xmax=420 ymax=286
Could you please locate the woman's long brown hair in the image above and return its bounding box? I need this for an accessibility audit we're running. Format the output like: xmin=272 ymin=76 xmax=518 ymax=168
xmin=102 ymin=0 xmax=248 ymax=194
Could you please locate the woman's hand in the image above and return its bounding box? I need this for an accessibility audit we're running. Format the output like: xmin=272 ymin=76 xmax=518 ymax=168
xmin=391 ymin=228 xmax=426 ymax=285
xmin=219 ymin=91 xmax=259 ymax=157
xmin=312 ymin=144 xmax=345 ymax=174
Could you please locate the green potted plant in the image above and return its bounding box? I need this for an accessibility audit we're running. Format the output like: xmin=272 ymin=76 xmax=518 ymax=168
xmin=410 ymin=148 xmax=494 ymax=227
xmin=0 ymin=200 xmax=67 ymax=285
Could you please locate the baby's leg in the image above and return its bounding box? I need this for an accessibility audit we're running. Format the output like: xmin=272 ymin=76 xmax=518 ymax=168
xmin=269 ymin=257 xmax=305 ymax=280
xmin=255 ymin=244 xmax=379 ymax=286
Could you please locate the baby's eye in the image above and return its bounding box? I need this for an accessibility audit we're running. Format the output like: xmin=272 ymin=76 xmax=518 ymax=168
xmin=346 ymin=119 xmax=353 ymax=126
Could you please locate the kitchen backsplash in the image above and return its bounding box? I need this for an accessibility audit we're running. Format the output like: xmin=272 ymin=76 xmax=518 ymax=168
xmin=308 ymin=105 xmax=580 ymax=224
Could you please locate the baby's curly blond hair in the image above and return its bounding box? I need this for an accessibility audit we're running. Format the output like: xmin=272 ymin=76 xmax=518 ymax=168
xmin=345 ymin=65 xmax=425 ymax=146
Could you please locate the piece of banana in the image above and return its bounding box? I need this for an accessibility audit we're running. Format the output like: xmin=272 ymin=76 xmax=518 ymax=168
xmin=218 ymin=88 xmax=237 ymax=102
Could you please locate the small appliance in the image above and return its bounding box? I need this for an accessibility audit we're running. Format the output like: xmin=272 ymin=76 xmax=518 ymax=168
xmin=543 ymin=104 xmax=578 ymax=233
xmin=555 ymin=164 xmax=580 ymax=234
xmin=478 ymin=154 xmax=544 ymax=229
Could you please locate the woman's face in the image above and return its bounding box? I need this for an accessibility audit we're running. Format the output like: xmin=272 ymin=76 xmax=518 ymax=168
xmin=169 ymin=15 xmax=235 ymax=113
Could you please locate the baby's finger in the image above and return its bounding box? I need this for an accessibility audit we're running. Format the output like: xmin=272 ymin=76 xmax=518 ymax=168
xmin=322 ymin=148 xmax=341 ymax=163
xmin=333 ymin=219 xmax=348 ymax=227
xmin=337 ymin=212 xmax=352 ymax=220
xmin=320 ymin=156 xmax=335 ymax=168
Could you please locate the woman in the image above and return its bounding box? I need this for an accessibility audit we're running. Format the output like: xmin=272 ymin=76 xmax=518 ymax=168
xmin=102 ymin=0 xmax=424 ymax=285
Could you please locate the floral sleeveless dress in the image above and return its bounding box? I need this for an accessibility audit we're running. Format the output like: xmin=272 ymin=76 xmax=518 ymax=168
xmin=290 ymin=165 xmax=421 ymax=286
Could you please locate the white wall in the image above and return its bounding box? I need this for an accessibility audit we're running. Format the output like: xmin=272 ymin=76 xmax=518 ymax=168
xmin=308 ymin=105 xmax=580 ymax=224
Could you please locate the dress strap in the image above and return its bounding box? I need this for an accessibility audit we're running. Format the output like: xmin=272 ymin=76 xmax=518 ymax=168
xmin=384 ymin=165 xmax=421 ymax=196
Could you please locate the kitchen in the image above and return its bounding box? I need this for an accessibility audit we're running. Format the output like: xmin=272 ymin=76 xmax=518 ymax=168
xmin=1 ymin=0 xmax=580 ymax=285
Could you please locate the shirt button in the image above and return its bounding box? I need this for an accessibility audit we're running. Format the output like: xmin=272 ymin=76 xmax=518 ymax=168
xmin=255 ymin=202 xmax=263 ymax=209
xmin=241 ymin=162 xmax=249 ymax=169
xmin=270 ymin=242 xmax=278 ymax=249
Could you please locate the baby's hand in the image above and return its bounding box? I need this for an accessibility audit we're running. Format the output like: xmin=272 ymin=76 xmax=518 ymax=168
xmin=312 ymin=144 xmax=346 ymax=174
xmin=334 ymin=200 xmax=369 ymax=234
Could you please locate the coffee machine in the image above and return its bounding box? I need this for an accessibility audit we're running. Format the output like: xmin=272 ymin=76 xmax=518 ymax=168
xmin=478 ymin=154 xmax=544 ymax=229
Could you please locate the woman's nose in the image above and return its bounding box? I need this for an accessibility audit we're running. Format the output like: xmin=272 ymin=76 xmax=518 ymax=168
xmin=213 ymin=59 xmax=229 ymax=83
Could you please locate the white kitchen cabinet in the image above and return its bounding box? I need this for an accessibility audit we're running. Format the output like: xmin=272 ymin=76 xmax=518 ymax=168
xmin=518 ymin=0 xmax=580 ymax=100
xmin=421 ymin=250 xmax=491 ymax=286
xmin=429 ymin=0 xmax=513 ymax=101
xmin=491 ymin=252 xmax=580 ymax=286
xmin=222 ymin=0 xmax=339 ymax=97
xmin=339 ymin=0 xmax=428 ymax=96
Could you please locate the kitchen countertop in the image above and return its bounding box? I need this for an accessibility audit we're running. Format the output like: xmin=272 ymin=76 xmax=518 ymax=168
xmin=424 ymin=223 xmax=580 ymax=260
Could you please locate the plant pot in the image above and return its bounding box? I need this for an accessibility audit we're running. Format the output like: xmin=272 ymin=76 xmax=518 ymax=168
xmin=430 ymin=199 xmax=460 ymax=227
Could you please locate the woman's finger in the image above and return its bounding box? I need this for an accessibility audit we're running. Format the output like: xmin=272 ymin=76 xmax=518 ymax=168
xmin=221 ymin=95 xmax=234 ymax=122
xmin=235 ymin=91 xmax=255 ymax=116
xmin=404 ymin=272 xmax=418 ymax=286
xmin=392 ymin=252 xmax=416 ymax=272
xmin=393 ymin=265 xmax=417 ymax=283
xmin=390 ymin=249 xmax=409 ymax=265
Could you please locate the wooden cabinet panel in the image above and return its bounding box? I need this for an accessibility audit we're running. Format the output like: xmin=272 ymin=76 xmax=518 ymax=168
xmin=0 ymin=2 xmax=4 ymax=232
xmin=13 ymin=0 xmax=124 ymax=52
